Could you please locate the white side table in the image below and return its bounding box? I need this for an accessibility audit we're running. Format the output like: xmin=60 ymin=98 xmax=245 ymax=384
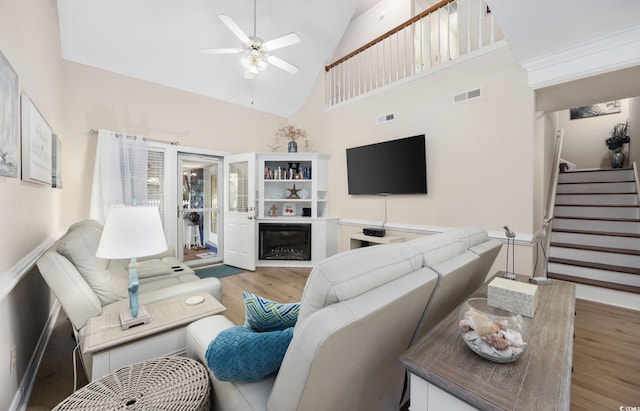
xmin=82 ymin=292 xmax=225 ymax=381
xmin=349 ymin=232 xmax=403 ymax=249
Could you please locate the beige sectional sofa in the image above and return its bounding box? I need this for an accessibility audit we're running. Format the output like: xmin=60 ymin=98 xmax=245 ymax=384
xmin=36 ymin=219 xmax=222 ymax=376
xmin=186 ymin=227 xmax=501 ymax=411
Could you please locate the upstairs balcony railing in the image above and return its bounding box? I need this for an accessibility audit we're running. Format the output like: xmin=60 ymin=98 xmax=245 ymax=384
xmin=325 ymin=0 xmax=504 ymax=107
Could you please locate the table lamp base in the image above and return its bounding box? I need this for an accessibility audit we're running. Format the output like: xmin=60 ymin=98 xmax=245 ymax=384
xmin=120 ymin=305 xmax=151 ymax=330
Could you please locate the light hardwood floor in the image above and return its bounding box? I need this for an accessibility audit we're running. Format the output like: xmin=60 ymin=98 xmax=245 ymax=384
xmin=27 ymin=268 xmax=640 ymax=410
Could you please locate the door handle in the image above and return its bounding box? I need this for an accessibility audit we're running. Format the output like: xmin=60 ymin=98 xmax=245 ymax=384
xmin=247 ymin=216 xmax=253 ymax=220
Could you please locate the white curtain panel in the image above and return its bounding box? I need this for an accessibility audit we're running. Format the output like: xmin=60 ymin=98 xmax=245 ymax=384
xmin=89 ymin=129 xmax=149 ymax=223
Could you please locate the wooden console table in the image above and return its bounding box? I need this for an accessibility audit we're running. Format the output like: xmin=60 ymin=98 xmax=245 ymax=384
xmin=83 ymin=292 xmax=225 ymax=381
xmin=400 ymin=274 xmax=575 ymax=411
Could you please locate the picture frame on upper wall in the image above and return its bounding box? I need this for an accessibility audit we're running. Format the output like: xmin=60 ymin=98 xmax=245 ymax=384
xmin=570 ymin=100 xmax=621 ymax=120
xmin=0 ymin=49 xmax=20 ymax=178
xmin=52 ymin=133 xmax=62 ymax=188
xmin=21 ymin=95 xmax=52 ymax=185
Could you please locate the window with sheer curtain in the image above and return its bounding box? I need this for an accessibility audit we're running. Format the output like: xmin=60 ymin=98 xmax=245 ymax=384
xmin=147 ymin=148 xmax=166 ymax=228
xmin=89 ymin=129 xmax=149 ymax=223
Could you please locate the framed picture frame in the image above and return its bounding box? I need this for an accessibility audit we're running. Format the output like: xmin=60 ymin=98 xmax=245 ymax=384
xmin=21 ymin=95 xmax=52 ymax=185
xmin=0 ymin=49 xmax=19 ymax=178
xmin=570 ymin=101 xmax=621 ymax=120
xmin=282 ymin=203 xmax=296 ymax=216
xmin=52 ymin=134 xmax=62 ymax=188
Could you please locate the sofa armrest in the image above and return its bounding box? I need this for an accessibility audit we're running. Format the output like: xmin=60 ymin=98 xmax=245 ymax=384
xmin=135 ymin=259 xmax=174 ymax=279
xmin=185 ymin=315 xmax=235 ymax=363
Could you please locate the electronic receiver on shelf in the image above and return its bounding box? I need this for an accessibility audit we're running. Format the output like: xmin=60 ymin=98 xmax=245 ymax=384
xmin=363 ymin=227 xmax=385 ymax=237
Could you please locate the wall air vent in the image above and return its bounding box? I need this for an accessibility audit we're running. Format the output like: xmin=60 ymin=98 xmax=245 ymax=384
xmin=376 ymin=112 xmax=395 ymax=125
xmin=453 ymin=88 xmax=482 ymax=104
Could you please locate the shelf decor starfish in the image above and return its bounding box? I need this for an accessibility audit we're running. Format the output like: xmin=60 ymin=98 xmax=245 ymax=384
xmin=287 ymin=184 xmax=301 ymax=199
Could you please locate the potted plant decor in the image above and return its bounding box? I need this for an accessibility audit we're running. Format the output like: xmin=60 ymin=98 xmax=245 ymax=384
xmin=276 ymin=125 xmax=307 ymax=153
xmin=605 ymin=120 xmax=630 ymax=168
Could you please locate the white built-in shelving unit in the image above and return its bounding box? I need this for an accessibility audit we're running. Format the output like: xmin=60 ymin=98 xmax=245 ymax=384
xmin=256 ymin=153 xmax=337 ymax=267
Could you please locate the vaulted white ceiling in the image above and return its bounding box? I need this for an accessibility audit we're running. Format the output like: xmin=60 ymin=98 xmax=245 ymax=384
xmin=57 ymin=0 xmax=640 ymax=118
xmin=57 ymin=0 xmax=364 ymax=118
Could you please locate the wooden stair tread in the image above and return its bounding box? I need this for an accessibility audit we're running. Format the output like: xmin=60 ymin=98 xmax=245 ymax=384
xmin=556 ymin=192 xmax=638 ymax=196
xmin=551 ymin=228 xmax=640 ymax=239
xmin=554 ymin=204 xmax=639 ymax=208
xmin=558 ymin=180 xmax=635 ymax=184
xmin=550 ymin=242 xmax=640 ymax=256
xmin=547 ymin=272 xmax=640 ymax=294
xmin=553 ymin=216 xmax=640 ymax=223
xmin=560 ymin=168 xmax=633 ymax=172
xmin=548 ymin=257 xmax=640 ymax=275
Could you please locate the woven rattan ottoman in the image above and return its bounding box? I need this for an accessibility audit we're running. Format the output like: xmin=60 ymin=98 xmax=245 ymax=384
xmin=53 ymin=357 xmax=210 ymax=410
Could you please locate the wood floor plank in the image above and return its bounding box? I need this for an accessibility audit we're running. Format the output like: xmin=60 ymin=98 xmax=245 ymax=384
xmin=220 ymin=266 xmax=310 ymax=325
xmin=571 ymin=298 xmax=640 ymax=410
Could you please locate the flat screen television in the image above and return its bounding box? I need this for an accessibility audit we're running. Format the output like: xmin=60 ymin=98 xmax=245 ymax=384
xmin=346 ymin=134 xmax=427 ymax=195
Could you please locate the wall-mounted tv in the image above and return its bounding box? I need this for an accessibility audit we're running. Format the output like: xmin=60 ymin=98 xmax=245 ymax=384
xmin=346 ymin=134 xmax=427 ymax=195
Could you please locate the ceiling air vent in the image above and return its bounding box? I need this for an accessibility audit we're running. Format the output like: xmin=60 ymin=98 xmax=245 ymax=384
xmin=453 ymin=88 xmax=482 ymax=104
xmin=376 ymin=112 xmax=395 ymax=125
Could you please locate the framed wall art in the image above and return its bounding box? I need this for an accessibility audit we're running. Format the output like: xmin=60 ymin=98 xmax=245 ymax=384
xmin=570 ymin=100 xmax=621 ymax=120
xmin=52 ymin=134 xmax=62 ymax=188
xmin=21 ymin=95 xmax=52 ymax=185
xmin=0 ymin=49 xmax=19 ymax=178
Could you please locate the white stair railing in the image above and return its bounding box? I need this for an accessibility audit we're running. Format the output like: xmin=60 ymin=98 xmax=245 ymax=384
xmin=325 ymin=0 xmax=503 ymax=107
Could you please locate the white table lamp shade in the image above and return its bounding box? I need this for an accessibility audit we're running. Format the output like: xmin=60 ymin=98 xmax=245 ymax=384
xmin=97 ymin=205 xmax=167 ymax=259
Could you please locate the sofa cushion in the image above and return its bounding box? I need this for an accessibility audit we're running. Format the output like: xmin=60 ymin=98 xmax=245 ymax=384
xmin=205 ymin=326 xmax=293 ymax=382
xmin=296 ymin=242 xmax=423 ymax=327
xmin=58 ymin=223 xmax=127 ymax=305
xmin=243 ymin=291 xmax=300 ymax=332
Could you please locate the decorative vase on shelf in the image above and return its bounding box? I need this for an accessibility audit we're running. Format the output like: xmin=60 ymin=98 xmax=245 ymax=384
xmin=611 ymin=148 xmax=625 ymax=168
xmin=288 ymin=141 xmax=298 ymax=153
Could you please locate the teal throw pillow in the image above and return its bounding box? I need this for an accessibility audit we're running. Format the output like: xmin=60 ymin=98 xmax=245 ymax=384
xmin=243 ymin=291 xmax=300 ymax=332
xmin=205 ymin=326 xmax=294 ymax=382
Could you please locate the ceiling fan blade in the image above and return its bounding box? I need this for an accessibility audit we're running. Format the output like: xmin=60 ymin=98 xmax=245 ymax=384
xmin=200 ymin=48 xmax=242 ymax=55
xmin=263 ymin=33 xmax=301 ymax=51
xmin=266 ymin=55 xmax=299 ymax=74
xmin=218 ymin=14 xmax=251 ymax=44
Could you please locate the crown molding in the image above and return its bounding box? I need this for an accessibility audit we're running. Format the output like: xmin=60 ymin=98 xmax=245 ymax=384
xmin=521 ymin=25 xmax=640 ymax=89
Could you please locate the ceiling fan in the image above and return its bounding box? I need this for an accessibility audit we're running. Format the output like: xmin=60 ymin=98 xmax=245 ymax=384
xmin=201 ymin=0 xmax=301 ymax=79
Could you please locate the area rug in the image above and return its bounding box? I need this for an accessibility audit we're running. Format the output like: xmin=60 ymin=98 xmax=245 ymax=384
xmin=196 ymin=251 xmax=217 ymax=259
xmin=195 ymin=264 xmax=245 ymax=279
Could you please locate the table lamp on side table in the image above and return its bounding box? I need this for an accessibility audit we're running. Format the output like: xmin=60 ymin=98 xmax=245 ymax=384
xmin=96 ymin=205 xmax=168 ymax=330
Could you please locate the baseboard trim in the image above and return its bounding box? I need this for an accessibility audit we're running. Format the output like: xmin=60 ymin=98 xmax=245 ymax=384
xmin=576 ymin=283 xmax=640 ymax=312
xmin=10 ymin=300 xmax=61 ymax=411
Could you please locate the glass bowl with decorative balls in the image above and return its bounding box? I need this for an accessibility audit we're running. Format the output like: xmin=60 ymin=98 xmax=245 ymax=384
xmin=458 ymin=298 xmax=527 ymax=363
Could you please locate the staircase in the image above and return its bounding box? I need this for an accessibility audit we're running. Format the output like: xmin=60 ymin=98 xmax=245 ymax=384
xmin=548 ymin=168 xmax=640 ymax=293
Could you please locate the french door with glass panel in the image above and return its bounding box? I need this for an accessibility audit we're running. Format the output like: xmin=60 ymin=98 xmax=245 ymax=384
xmin=223 ymin=153 xmax=256 ymax=271
xmin=178 ymin=153 xmax=223 ymax=267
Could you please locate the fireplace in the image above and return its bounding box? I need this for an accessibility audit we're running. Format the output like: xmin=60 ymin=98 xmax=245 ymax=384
xmin=259 ymin=223 xmax=311 ymax=261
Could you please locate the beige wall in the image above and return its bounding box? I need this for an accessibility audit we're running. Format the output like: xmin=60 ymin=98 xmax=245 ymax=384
xmin=60 ymin=61 xmax=285 ymax=227
xmin=292 ymin=45 xmax=536 ymax=237
xmin=0 ymin=0 xmax=63 ymax=408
